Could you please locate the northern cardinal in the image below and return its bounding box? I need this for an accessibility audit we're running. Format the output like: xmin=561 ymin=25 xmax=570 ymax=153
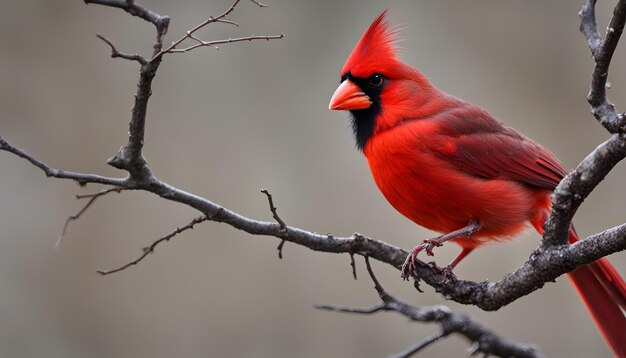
xmin=329 ymin=11 xmax=626 ymax=356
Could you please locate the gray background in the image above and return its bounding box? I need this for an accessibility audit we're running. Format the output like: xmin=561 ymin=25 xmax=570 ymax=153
xmin=0 ymin=1 xmax=624 ymax=357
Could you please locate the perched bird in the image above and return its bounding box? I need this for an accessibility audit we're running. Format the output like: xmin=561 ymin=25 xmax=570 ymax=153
xmin=329 ymin=10 xmax=626 ymax=356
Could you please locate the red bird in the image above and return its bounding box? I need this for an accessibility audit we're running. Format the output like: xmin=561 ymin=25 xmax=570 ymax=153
xmin=329 ymin=11 xmax=626 ymax=356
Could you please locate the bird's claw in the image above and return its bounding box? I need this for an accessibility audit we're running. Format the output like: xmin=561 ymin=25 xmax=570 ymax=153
xmin=440 ymin=265 xmax=458 ymax=283
xmin=401 ymin=245 xmax=424 ymax=280
xmin=422 ymin=239 xmax=442 ymax=256
xmin=401 ymin=239 xmax=445 ymax=280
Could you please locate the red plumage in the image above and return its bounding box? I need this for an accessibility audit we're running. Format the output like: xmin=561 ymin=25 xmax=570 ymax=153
xmin=330 ymin=11 xmax=626 ymax=356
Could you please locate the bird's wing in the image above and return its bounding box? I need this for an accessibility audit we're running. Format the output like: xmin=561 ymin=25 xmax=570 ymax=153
xmin=434 ymin=114 xmax=566 ymax=190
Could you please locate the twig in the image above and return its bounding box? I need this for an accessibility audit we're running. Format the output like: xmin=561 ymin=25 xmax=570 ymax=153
xmin=165 ymin=34 xmax=284 ymax=54
xmin=388 ymin=331 xmax=445 ymax=358
xmin=96 ymin=34 xmax=148 ymax=64
xmin=97 ymin=215 xmax=209 ymax=275
xmin=249 ymin=0 xmax=268 ymax=7
xmin=350 ymin=252 xmax=357 ymax=280
xmin=276 ymin=239 xmax=286 ymax=259
xmin=261 ymin=188 xmax=287 ymax=259
xmin=56 ymin=188 xmax=127 ymax=248
xmin=0 ymin=136 xmax=126 ymax=187
xmin=151 ymin=0 xmax=281 ymax=62
xmin=317 ymin=257 xmax=540 ymax=358
xmin=260 ymin=189 xmax=286 ymax=227
xmin=84 ymin=0 xmax=170 ymax=55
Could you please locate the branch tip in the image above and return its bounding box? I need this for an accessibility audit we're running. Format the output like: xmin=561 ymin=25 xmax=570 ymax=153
xmin=98 ymin=215 xmax=209 ymax=275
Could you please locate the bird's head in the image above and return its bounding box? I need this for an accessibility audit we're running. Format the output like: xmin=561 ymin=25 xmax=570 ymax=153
xmin=329 ymin=10 xmax=436 ymax=151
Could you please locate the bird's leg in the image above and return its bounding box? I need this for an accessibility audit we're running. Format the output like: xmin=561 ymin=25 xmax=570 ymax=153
xmin=401 ymin=220 xmax=481 ymax=280
xmin=440 ymin=247 xmax=475 ymax=282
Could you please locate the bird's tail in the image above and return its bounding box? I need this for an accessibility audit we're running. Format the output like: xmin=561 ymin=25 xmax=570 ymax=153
xmin=532 ymin=215 xmax=626 ymax=357
xmin=567 ymin=226 xmax=626 ymax=357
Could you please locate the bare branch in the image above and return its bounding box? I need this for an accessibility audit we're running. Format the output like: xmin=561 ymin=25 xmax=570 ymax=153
xmin=543 ymin=133 xmax=626 ymax=246
xmin=249 ymin=0 xmax=268 ymax=7
xmin=260 ymin=189 xmax=286 ymax=228
xmin=97 ymin=215 xmax=209 ymax=275
xmin=276 ymin=239 xmax=286 ymax=259
xmin=165 ymin=34 xmax=285 ymax=54
xmin=388 ymin=331 xmax=445 ymax=358
xmin=315 ymin=303 xmax=385 ymax=314
xmin=0 ymin=136 xmax=127 ymax=187
xmin=3 ymin=129 xmax=625 ymax=309
xmin=580 ymin=0 xmax=602 ymax=55
xmin=318 ymin=258 xmax=541 ymax=358
xmin=261 ymin=189 xmax=287 ymax=258
xmin=57 ymin=188 xmax=127 ymax=248
xmin=151 ymin=0 xmax=282 ymax=61
xmin=349 ymin=252 xmax=357 ymax=280
xmin=84 ymin=0 xmax=170 ymax=54
xmin=96 ymin=34 xmax=147 ymax=64
xmin=579 ymin=0 xmax=626 ymax=133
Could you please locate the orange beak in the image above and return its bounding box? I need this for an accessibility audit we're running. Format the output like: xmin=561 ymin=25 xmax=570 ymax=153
xmin=328 ymin=80 xmax=372 ymax=110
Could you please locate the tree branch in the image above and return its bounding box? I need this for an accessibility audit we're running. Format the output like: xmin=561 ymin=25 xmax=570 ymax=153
xmin=2 ymin=131 xmax=624 ymax=310
xmin=97 ymin=215 xmax=209 ymax=275
xmin=96 ymin=34 xmax=148 ymax=64
xmin=84 ymin=0 xmax=170 ymax=51
xmin=388 ymin=331 xmax=445 ymax=358
xmin=0 ymin=136 xmax=127 ymax=187
xmin=580 ymin=0 xmax=626 ymax=133
xmin=317 ymin=258 xmax=540 ymax=358
xmin=261 ymin=189 xmax=287 ymax=258
xmin=543 ymin=133 xmax=626 ymax=246
xmin=151 ymin=0 xmax=282 ymax=61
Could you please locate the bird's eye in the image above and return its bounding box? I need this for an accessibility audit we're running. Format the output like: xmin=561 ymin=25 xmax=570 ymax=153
xmin=368 ymin=74 xmax=385 ymax=87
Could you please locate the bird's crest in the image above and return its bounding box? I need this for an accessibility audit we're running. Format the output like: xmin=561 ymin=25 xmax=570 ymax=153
xmin=342 ymin=10 xmax=400 ymax=77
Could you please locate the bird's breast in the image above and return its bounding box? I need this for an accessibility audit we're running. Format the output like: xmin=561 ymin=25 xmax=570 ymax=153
xmin=363 ymin=121 xmax=539 ymax=243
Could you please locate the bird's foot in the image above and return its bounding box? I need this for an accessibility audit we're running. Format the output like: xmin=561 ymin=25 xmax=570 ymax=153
xmin=440 ymin=265 xmax=458 ymax=284
xmin=401 ymin=245 xmax=424 ymax=280
xmin=401 ymin=239 xmax=444 ymax=280
xmin=421 ymin=238 xmax=443 ymax=256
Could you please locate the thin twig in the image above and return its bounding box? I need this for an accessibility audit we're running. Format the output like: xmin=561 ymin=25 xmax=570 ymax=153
xmin=97 ymin=215 xmax=209 ymax=275
xmin=276 ymin=239 xmax=286 ymax=259
xmin=165 ymin=34 xmax=284 ymax=53
xmin=249 ymin=0 xmax=268 ymax=7
xmin=262 ymin=188 xmax=287 ymax=259
xmin=151 ymin=0 xmax=280 ymax=62
xmin=260 ymin=189 xmax=286 ymax=227
xmin=96 ymin=34 xmax=148 ymax=64
xmin=315 ymin=303 xmax=385 ymax=314
xmin=0 ymin=136 xmax=126 ymax=187
xmin=388 ymin=331 xmax=445 ymax=358
xmin=56 ymin=187 xmax=127 ymax=248
xmin=350 ymin=252 xmax=357 ymax=280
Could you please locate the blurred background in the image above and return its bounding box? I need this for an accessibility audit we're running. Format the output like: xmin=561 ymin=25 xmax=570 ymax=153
xmin=0 ymin=0 xmax=625 ymax=357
